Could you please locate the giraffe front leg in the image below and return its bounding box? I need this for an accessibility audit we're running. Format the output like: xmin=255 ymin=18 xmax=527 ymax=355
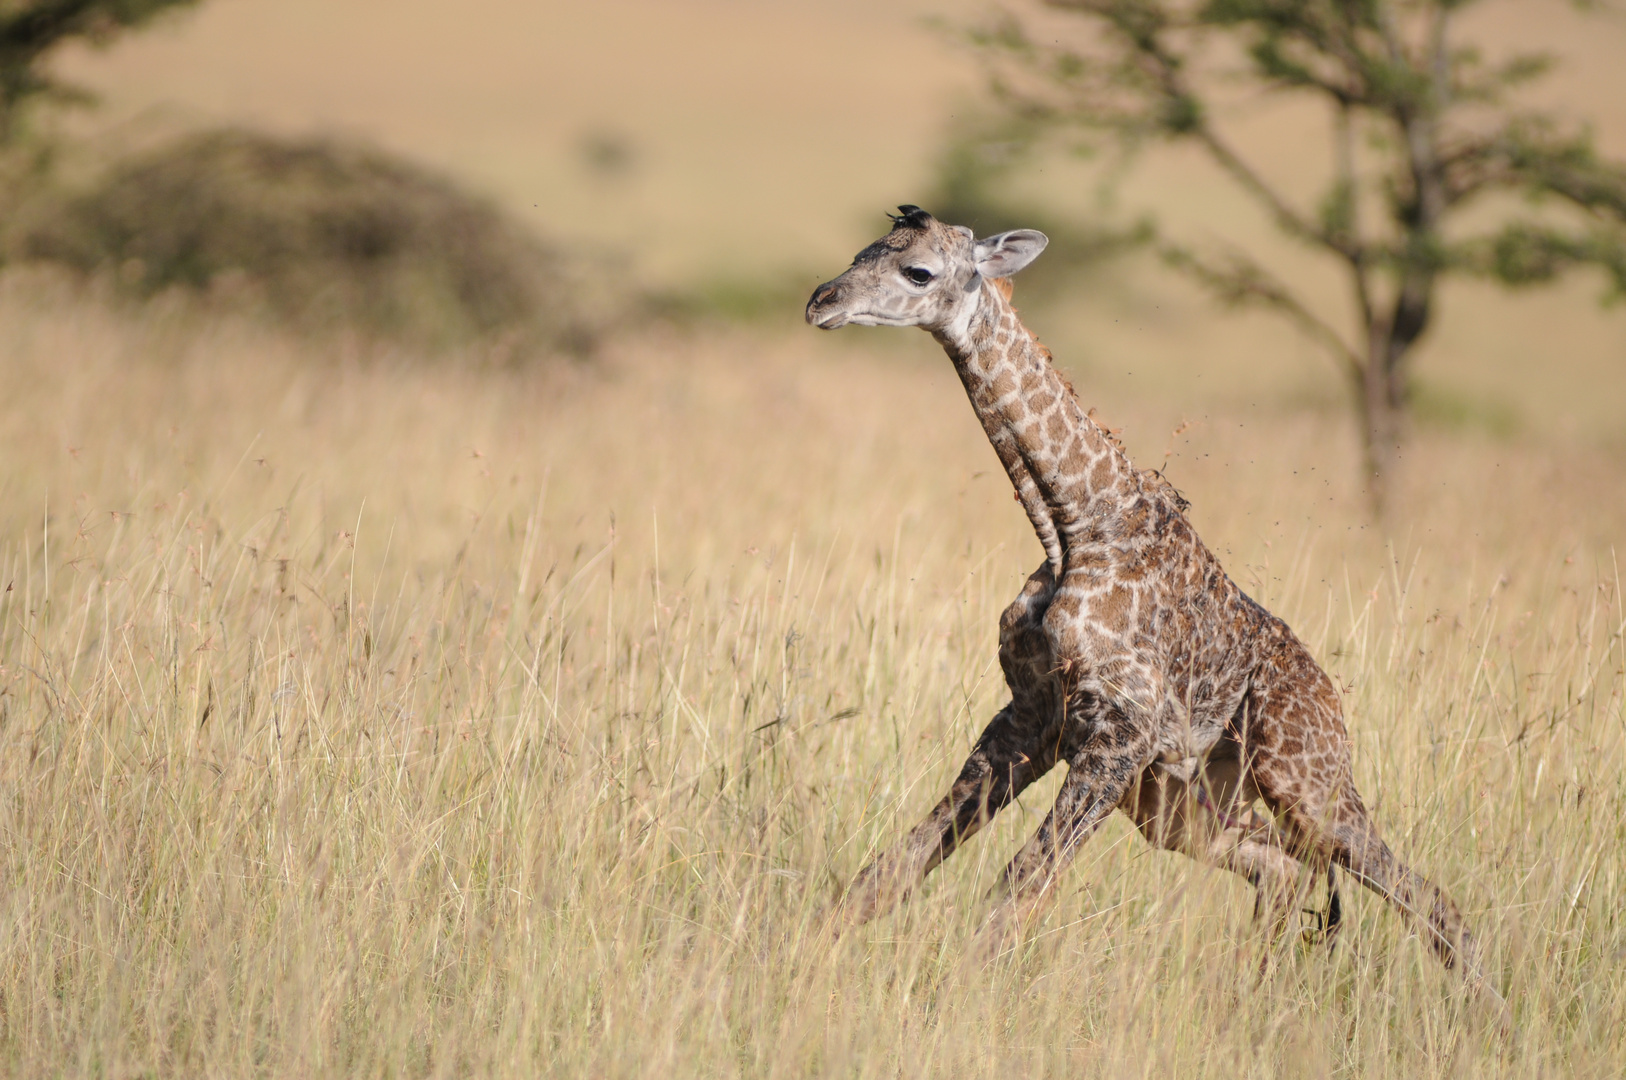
xmin=838 ymin=702 xmax=1057 ymax=929
xmin=972 ymin=715 xmax=1158 ymax=958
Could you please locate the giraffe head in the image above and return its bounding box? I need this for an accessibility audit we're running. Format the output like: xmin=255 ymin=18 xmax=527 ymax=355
xmin=805 ymin=205 xmax=1047 ymax=334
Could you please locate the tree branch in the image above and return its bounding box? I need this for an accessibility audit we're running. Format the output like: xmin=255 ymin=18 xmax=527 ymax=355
xmin=0 ymin=2 xmax=103 ymax=56
xmin=1438 ymin=117 xmax=1626 ymax=220
xmin=1330 ymin=100 xmax=1375 ymax=333
xmin=1160 ymin=239 xmax=1366 ymax=384
xmin=0 ymin=0 xmax=199 ymax=122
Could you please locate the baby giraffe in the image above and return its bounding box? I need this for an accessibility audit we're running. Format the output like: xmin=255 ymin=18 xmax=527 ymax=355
xmin=805 ymin=206 xmax=1507 ymax=1023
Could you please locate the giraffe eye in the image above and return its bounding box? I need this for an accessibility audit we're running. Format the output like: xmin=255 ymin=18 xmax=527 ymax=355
xmin=903 ymin=267 xmax=934 ymax=286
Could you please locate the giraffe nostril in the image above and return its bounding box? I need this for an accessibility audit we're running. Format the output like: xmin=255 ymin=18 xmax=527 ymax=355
xmin=807 ymin=282 xmax=844 ymax=325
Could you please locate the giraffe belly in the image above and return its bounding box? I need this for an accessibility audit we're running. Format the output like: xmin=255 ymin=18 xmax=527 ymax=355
xmin=1153 ymin=721 xmax=1225 ymax=765
xmin=1152 ymin=666 xmax=1251 ymax=762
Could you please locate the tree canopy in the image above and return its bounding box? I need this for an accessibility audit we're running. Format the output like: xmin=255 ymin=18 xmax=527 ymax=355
xmin=0 ymin=0 xmax=202 ymax=141
xmin=976 ymin=0 xmax=1626 ymax=508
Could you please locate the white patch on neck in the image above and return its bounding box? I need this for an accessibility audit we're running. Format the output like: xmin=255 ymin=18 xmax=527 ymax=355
xmin=939 ymin=274 xmax=984 ymax=351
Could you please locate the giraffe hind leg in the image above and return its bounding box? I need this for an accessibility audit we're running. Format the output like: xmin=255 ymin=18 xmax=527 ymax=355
xmin=1121 ymin=754 xmax=1341 ymax=950
xmin=1241 ymin=655 xmax=1511 ymax=1030
xmin=1311 ymin=787 xmax=1511 ymax=1032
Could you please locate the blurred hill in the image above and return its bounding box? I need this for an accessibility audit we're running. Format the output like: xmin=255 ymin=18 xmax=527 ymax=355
xmin=11 ymin=128 xmax=610 ymax=358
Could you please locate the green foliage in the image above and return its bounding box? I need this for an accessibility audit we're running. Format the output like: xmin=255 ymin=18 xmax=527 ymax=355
xmin=979 ymin=0 xmax=1626 ymax=506
xmin=1471 ymin=221 xmax=1626 ymax=298
xmin=13 ymin=128 xmax=609 ymax=357
xmin=0 ymin=0 xmax=202 ymax=141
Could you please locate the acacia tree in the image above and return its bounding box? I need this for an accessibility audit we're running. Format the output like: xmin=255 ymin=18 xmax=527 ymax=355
xmin=0 ymin=0 xmax=201 ymax=143
xmin=979 ymin=0 xmax=1626 ymax=510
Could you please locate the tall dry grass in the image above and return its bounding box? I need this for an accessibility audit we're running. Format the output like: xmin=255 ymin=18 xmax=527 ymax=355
xmin=1 ymin=273 xmax=1623 ymax=1077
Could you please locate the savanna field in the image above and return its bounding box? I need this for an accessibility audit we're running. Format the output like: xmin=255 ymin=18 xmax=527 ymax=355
xmin=1 ymin=263 xmax=1623 ymax=1078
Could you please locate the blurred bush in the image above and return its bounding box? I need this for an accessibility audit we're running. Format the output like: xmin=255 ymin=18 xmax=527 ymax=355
xmin=9 ymin=128 xmax=613 ymax=359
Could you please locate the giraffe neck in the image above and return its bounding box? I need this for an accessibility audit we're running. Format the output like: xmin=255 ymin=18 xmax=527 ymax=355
xmin=932 ymin=278 xmax=1140 ymax=561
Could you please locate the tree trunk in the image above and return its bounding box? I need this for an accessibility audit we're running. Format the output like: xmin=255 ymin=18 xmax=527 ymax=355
xmin=1358 ymin=84 xmax=1444 ymax=519
xmin=1359 ymin=337 xmax=1402 ymax=518
xmin=1358 ymin=310 xmax=1425 ymax=519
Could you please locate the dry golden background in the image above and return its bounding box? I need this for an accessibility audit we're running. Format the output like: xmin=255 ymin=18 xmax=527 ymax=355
xmin=3 ymin=2 xmax=1624 ymax=1077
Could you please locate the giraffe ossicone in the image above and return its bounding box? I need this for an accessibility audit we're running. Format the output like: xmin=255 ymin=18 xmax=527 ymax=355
xmin=805 ymin=205 xmax=1510 ymax=1031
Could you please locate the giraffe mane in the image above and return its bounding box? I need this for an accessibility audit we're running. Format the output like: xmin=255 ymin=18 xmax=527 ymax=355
xmin=999 ymin=275 xmax=1113 ymax=453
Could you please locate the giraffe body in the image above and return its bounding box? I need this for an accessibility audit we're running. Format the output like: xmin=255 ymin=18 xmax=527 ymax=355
xmin=805 ymin=207 xmax=1506 ymax=1026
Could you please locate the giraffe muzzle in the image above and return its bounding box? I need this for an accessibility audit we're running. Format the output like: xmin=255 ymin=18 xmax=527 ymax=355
xmin=805 ymin=280 xmax=849 ymax=329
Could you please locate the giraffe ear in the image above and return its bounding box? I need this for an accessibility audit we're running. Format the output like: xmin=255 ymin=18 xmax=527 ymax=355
xmin=973 ymin=229 xmax=1048 ymax=279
